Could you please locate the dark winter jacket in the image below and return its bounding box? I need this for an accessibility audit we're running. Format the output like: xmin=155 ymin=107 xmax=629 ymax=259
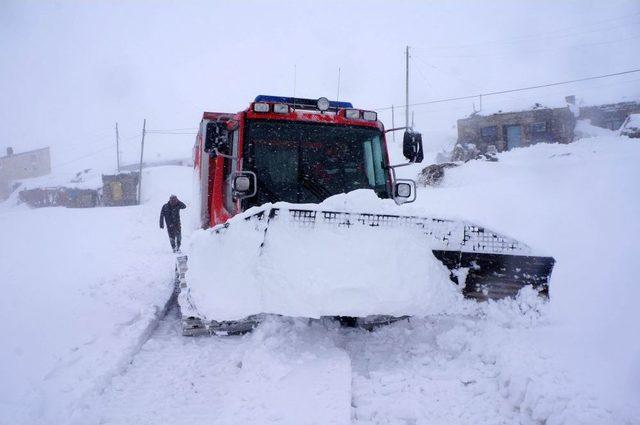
xmin=160 ymin=200 xmax=186 ymax=230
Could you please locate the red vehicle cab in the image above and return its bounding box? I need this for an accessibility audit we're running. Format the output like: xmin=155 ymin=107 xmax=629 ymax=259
xmin=193 ymin=95 xmax=423 ymax=229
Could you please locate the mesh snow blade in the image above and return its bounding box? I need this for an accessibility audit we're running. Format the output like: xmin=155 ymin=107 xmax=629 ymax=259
xmin=248 ymin=207 xmax=554 ymax=301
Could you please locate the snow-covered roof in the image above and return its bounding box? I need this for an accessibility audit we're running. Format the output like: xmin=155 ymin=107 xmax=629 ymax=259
xmin=578 ymin=100 xmax=640 ymax=111
xmin=16 ymin=168 xmax=104 ymax=190
xmin=0 ymin=146 xmax=49 ymax=161
xmin=466 ymin=98 xmax=640 ymax=119
xmin=468 ymin=102 xmax=568 ymax=118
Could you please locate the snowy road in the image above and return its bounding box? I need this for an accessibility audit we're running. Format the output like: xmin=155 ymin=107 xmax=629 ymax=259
xmin=78 ymin=299 xmax=560 ymax=425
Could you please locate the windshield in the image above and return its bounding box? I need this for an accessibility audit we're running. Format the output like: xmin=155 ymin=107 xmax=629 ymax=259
xmin=243 ymin=120 xmax=388 ymax=206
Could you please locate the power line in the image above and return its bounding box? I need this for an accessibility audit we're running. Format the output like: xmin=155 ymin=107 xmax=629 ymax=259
xmin=55 ymin=144 xmax=117 ymax=169
xmin=374 ymin=68 xmax=640 ymax=111
xmin=146 ymin=131 xmax=197 ymax=135
xmin=425 ymin=34 xmax=640 ymax=60
xmin=412 ymin=12 xmax=640 ymax=51
xmin=374 ymin=76 xmax=640 ymax=124
xmin=146 ymin=127 xmax=197 ymax=132
xmin=409 ymin=56 xmax=433 ymax=90
xmin=55 ymin=133 xmax=141 ymax=169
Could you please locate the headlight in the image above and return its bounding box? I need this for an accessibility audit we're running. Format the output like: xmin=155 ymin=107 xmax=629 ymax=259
xmin=345 ymin=109 xmax=360 ymax=119
xmin=317 ymin=97 xmax=330 ymax=111
xmin=253 ymin=102 xmax=270 ymax=112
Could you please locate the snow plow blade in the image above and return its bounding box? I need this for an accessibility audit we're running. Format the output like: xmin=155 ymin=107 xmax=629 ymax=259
xmin=176 ymin=208 xmax=554 ymax=336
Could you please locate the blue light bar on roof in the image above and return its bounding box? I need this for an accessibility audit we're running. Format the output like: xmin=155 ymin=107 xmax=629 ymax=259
xmin=254 ymin=95 xmax=353 ymax=110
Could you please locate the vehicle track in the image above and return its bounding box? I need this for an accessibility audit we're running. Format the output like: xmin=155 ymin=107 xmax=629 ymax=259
xmin=78 ymin=303 xmax=547 ymax=425
xmin=81 ymin=308 xmax=352 ymax=425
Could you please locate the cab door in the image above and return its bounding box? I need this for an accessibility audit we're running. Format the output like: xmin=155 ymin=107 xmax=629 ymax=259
xmin=222 ymin=129 xmax=241 ymax=216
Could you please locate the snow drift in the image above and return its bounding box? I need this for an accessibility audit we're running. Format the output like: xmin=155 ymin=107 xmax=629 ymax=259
xmin=413 ymin=135 xmax=640 ymax=423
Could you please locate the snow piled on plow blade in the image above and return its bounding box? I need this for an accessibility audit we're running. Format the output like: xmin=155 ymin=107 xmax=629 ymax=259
xmin=185 ymin=195 xmax=462 ymax=322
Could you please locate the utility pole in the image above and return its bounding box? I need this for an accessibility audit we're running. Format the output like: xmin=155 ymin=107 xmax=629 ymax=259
xmin=405 ymin=45 xmax=410 ymax=128
xmin=115 ymin=122 xmax=121 ymax=173
xmin=391 ymin=105 xmax=396 ymax=143
xmin=412 ymin=111 xmax=415 ymax=129
xmin=137 ymin=119 xmax=146 ymax=204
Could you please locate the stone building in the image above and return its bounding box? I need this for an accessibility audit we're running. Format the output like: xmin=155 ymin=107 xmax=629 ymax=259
xmin=455 ymin=105 xmax=576 ymax=159
xmin=18 ymin=187 xmax=99 ymax=208
xmin=0 ymin=147 xmax=51 ymax=200
xmin=579 ymin=101 xmax=640 ymax=130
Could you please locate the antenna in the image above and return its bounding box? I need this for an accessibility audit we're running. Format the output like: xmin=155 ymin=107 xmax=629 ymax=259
xmin=405 ymin=46 xmax=410 ymax=128
xmin=391 ymin=105 xmax=396 ymax=143
xmin=293 ymin=65 xmax=297 ymax=102
xmin=336 ymin=67 xmax=341 ymax=102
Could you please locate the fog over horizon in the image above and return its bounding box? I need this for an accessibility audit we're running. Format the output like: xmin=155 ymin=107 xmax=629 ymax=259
xmin=1 ymin=0 xmax=639 ymax=173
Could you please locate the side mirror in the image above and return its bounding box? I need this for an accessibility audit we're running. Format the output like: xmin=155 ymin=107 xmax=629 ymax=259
xmin=231 ymin=171 xmax=257 ymax=199
xmin=403 ymin=131 xmax=424 ymax=163
xmin=205 ymin=122 xmax=230 ymax=156
xmin=393 ymin=179 xmax=416 ymax=204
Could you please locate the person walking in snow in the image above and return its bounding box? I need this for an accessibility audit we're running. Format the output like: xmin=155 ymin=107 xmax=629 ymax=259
xmin=159 ymin=195 xmax=186 ymax=253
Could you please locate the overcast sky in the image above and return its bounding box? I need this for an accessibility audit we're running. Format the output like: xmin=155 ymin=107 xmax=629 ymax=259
xmin=1 ymin=0 xmax=639 ymax=172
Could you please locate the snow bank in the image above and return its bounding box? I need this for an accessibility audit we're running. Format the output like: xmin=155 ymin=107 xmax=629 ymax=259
xmin=574 ymin=119 xmax=616 ymax=139
xmin=413 ymin=135 xmax=640 ymax=422
xmin=185 ymin=190 xmax=462 ymax=321
xmin=0 ymin=165 xmax=192 ymax=425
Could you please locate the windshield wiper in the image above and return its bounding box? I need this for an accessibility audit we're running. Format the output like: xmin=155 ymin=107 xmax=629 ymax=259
xmin=299 ymin=174 xmax=332 ymax=201
xmin=256 ymin=178 xmax=278 ymax=203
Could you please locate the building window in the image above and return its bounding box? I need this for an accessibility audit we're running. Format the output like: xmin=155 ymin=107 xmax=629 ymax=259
xmin=480 ymin=125 xmax=498 ymax=139
xmin=530 ymin=122 xmax=547 ymax=133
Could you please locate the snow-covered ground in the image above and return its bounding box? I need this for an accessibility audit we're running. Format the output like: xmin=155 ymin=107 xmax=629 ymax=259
xmin=0 ymin=165 xmax=192 ymax=424
xmin=411 ymin=133 xmax=640 ymax=423
xmin=1 ymin=132 xmax=639 ymax=425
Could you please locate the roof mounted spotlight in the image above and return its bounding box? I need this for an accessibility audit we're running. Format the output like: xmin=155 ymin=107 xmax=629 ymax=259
xmin=253 ymin=102 xmax=270 ymax=112
xmin=317 ymin=97 xmax=330 ymax=112
xmin=273 ymin=103 xmax=289 ymax=113
xmin=345 ymin=109 xmax=361 ymax=120
xmin=254 ymin=96 xmax=353 ymax=110
xmin=363 ymin=111 xmax=378 ymax=121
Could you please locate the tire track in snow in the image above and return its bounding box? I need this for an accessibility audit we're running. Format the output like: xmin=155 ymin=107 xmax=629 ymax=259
xmin=335 ymin=316 xmax=520 ymax=425
xmin=76 ymin=296 xmax=617 ymax=425
xmin=66 ymin=287 xmax=178 ymax=424
xmin=79 ymin=314 xmax=353 ymax=425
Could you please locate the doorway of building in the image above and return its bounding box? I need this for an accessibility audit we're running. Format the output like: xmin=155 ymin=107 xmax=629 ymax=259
xmin=505 ymin=125 xmax=521 ymax=150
